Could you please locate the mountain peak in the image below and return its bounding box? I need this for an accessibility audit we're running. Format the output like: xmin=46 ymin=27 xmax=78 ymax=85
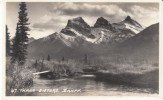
xmin=124 ymin=15 xmax=143 ymax=28
xmin=68 ymin=17 xmax=87 ymax=25
xmin=72 ymin=17 xmax=83 ymax=21
xmin=98 ymin=17 xmax=107 ymax=21
xmin=94 ymin=17 xmax=109 ymax=26
xmin=125 ymin=16 xmax=132 ymax=21
xmin=61 ymin=17 xmax=91 ymax=37
xmin=94 ymin=17 xmax=112 ymax=30
xmin=66 ymin=16 xmax=90 ymax=28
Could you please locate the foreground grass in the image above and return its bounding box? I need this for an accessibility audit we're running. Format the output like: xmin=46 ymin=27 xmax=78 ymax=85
xmin=6 ymin=58 xmax=33 ymax=96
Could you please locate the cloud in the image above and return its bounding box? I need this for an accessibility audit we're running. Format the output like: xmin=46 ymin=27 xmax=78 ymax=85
xmin=32 ymin=15 xmax=69 ymax=32
xmin=129 ymin=5 xmax=159 ymax=26
xmin=32 ymin=3 xmax=159 ymax=34
xmin=131 ymin=5 xmax=155 ymax=18
xmin=50 ymin=3 xmax=129 ymax=22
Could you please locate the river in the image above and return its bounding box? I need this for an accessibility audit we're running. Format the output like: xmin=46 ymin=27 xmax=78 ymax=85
xmin=31 ymin=74 xmax=158 ymax=96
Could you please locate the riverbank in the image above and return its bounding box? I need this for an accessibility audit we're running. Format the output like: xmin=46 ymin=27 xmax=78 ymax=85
xmin=6 ymin=57 xmax=159 ymax=95
xmin=95 ymin=69 xmax=159 ymax=90
xmin=25 ymin=58 xmax=160 ymax=91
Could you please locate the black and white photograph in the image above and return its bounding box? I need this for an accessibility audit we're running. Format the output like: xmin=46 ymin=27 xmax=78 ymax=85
xmin=5 ymin=1 xmax=160 ymax=97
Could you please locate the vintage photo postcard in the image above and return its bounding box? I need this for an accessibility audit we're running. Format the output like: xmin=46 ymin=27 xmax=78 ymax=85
xmin=3 ymin=0 xmax=162 ymax=99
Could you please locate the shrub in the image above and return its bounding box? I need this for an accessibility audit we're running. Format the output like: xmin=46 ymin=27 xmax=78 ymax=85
xmin=6 ymin=60 xmax=33 ymax=96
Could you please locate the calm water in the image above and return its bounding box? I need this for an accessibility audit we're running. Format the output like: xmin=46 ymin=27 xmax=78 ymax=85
xmin=31 ymin=75 xmax=158 ymax=96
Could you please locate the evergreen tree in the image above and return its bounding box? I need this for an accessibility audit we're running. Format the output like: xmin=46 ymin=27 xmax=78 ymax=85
xmin=11 ymin=2 xmax=30 ymax=64
xmin=34 ymin=59 xmax=38 ymax=67
xmin=47 ymin=54 xmax=50 ymax=61
xmin=62 ymin=57 xmax=65 ymax=61
xmin=6 ymin=25 xmax=10 ymax=56
xmin=84 ymin=54 xmax=88 ymax=64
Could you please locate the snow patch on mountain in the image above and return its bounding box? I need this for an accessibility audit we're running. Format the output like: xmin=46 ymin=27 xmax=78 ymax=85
xmin=124 ymin=23 xmax=142 ymax=33
xmin=59 ymin=28 xmax=104 ymax=44
xmin=113 ymin=16 xmax=144 ymax=34
xmin=94 ymin=31 xmax=104 ymax=44
xmin=58 ymin=33 xmax=74 ymax=47
xmin=69 ymin=28 xmax=83 ymax=37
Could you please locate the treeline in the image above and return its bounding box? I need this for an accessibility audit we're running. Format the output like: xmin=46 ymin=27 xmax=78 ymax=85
xmin=39 ymin=53 xmax=88 ymax=63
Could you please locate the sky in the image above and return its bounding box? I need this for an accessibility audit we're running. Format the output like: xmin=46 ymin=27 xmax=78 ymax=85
xmin=6 ymin=2 xmax=159 ymax=39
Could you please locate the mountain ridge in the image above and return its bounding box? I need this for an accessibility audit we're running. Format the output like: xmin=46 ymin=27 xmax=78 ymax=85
xmin=27 ymin=16 xmax=156 ymax=60
xmin=58 ymin=16 xmax=143 ymax=45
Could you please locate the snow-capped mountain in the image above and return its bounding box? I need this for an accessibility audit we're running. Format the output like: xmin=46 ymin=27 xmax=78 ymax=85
xmin=28 ymin=16 xmax=147 ymax=59
xmin=61 ymin=17 xmax=91 ymax=37
xmin=57 ymin=16 xmax=143 ymax=46
xmin=94 ymin=17 xmax=113 ymax=30
xmin=112 ymin=16 xmax=144 ymax=34
xmin=91 ymin=16 xmax=138 ymax=45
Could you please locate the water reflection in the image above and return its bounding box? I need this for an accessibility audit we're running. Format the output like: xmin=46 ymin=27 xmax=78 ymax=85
xmin=31 ymin=75 xmax=158 ymax=96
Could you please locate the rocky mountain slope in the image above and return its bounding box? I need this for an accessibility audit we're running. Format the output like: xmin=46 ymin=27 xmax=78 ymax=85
xmin=112 ymin=16 xmax=144 ymax=34
xmin=27 ymin=16 xmax=149 ymax=59
xmin=58 ymin=16 xmax=143 ymax=45
xmin=115 ymin=23 xmax=159 ymax=60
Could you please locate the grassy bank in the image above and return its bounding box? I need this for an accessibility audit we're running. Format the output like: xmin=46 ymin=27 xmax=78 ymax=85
xmin=95 ymin=69 xmax=158 ymax=89
xmin=31 ymin=59 xmax=84 ymax=79
xmin=94 ymin=57 xmax=159 ymax=90
xmin=6 ymin=58 xmax=33 ymax=96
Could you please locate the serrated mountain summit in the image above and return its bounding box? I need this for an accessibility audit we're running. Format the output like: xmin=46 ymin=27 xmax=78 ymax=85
xmin=27 ymin=16 xmax=152 ymax=59
xmin=57 ymin=16 xmax=143 ymax=45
